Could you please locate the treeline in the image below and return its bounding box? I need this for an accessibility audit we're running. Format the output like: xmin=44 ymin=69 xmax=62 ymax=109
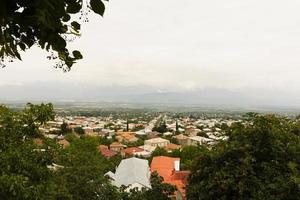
xmin=59 ymin=109 xmax=159 ymax=122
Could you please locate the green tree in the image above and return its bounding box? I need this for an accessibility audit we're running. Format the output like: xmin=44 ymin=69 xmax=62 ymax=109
xmin=176 ymin=145 xmax=207 ymax=170
xmin=126 ymin=119 xmax=129 ymax=131
xmin=0 ymin=104 xmax=122 ymax=200
xmin=150 ymin=147 xmax=168 ymax=161
xmin=0 ymin=104 xmax=62 ymax=199
xmin=0 ymin=0 xmax=107 ymax=70
xmin=187 ymin=115 xmax=300 ymax=200
xmin=56 ymin=136 xmax=120 ymax=200
xmin=125 ymin=139 xmax=144 ymax=148
xmin=74 ymin=126 xmax=85 ymax=135
xmin=153 ymin=121 xmax=168 ymax=133
xmin=21 ymin=103 xmax=55 ymax=137
xmin=61 ymin=121 xmax=71 ymax=135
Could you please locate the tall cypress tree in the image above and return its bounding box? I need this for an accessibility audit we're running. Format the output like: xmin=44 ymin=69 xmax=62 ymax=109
xmin=126 ymin=119 xmax=129 ymax=131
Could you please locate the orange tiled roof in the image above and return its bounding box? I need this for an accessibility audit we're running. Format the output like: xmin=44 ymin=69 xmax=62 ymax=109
xmin=171 ymin=171 xmax=190 ymax=184
xmin=100 ymin=148 xmax=117 ymax=158
xmin=151 ymin=156 xmax=180 ymax=181
xmin=120 ymin=132 xmax=136 ymax=139
xmin=164 ymin=143 xmax=181 ymax=151
xmin=110 ymin=142 xmax=125 ymax=147
xmin=124 ymin=134 xmax=136 ymax=140
xmin=122 ymin=147 xmax=144 ymax=155
xmin=175 ymin=134 xmax=188 ymax=140
xmin=98 ymin=145 xmax=108 ymax=150
xmin=116 ymin=132 xmax=135 ymax=135
xmin=166 ymin=179 xmax=186 ymax=198
xmin=151 ymin=156 xmax=190 ymax=200
xmin=68 ymin=124 xmax=77 ymax=129
xmin=169 ymin=171 xmax=190 ymax=197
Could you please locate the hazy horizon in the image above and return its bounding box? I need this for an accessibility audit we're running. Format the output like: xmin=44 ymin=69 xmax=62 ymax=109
xmin=2 ymin=82 xmax=300 ymax=108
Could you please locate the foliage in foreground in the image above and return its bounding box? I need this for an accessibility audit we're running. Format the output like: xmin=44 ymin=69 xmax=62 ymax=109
xmin=0 ymin=0 xmax=107 ymax=70
xmin=0 ymin=103 xmax=174 ymax=200
xmin=187 ymin=114 xmax=300 ymax=200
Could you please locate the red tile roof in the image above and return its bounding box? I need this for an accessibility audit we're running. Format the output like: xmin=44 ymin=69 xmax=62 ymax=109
xmin=171 ymin=171 xmax=190 ymax=184
xmin=99 ymin=148 xmax=117 ymax=158
xmin=168 ymin=171 xmax=190 ymax=198
xmin=122 ymin=147 xmax=144 ymax=155
xmin=151 ymin=156 xmax=190 ymax=200
xmin=110 ymin=142 xmax=125 ymax=147
xmin=164 ymin=143 xmax=181 ymax=151
xmin=151 ymin=156 xmax=180 ymax=180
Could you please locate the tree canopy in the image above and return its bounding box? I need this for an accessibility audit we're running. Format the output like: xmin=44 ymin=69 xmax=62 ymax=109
xmin=187 ymin=114 xmax=300 ymax=200
xmin=0 ymin=104 xmax=176 ymax=200
xmin=0 ymin=0 xmax=107 ymax=71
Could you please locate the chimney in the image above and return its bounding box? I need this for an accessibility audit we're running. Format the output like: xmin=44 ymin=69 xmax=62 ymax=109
xmin=174 ymin=160 xmax=180 ymax=171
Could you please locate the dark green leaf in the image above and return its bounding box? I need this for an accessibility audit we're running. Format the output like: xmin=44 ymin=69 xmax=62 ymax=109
xmin=71 ymin=21 xmax=80 ymax=31
xmin=61 ymin=25 xmax=68 ymax=33
xmin=73 ymin=50 xmax=83 ymax=59
xmin=19 ymin=43 xmax=26 ymax=51
xmin=62 ymin=14 xmax=71 ymax=22
xmin=66 ymin=2 xmax=82 ymax=13
xmin=52 ymin=36 xmax=67 ymax=50
xmin=15 ymin=51 xmax=22 ymax=60
xmin=90 ymin=0 xmax=105 ymax=16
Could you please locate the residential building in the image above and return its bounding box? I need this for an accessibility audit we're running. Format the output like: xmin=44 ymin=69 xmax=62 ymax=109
xmin=110 ymin=142 xmax=126 ymax=152
xmin=185 ymin=128 xmax=198 ymax=137
xmin=164 ymin=143 xmax=181 ymax=152
xmin=83 ymin=127 xmax=94 ymax=135
xmin=139 ymin=144 xmax=157 ymax=154
xmin=174 ymin=134 xmax=189 ymax=146
xmin=151 ymin=156 xmax=190 ymax=200
xmin=187 ymin=136 xmax=213 ymax=146
xmin=105 ymin=157 xmax=151 ymax=191
xmin=163 ymin=131 xmax=173 ymax=136
xmin=135 ymin=129 xmax=147 ymax=136
xmin=98 ymin=145 xmax=118 ymax=158
xmin=146 ymin=131 xmax=160 ymax=139
xmin=121 ymin=147 xmax=144 ymax=157
xmin=144 ymin=137 xmax=170 ymax=148
xmin=116 ymin=132 xmax=139 ymax=143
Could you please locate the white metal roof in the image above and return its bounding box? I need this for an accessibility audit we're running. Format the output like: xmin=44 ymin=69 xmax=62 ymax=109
xmin=112 ymin=157 xmax=151 ymax=189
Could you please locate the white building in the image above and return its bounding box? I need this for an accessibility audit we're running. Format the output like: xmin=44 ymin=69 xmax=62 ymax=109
xmin=105 ymin=157 xmax=151 ymax=191
xmin=144 ymin=137 xmax=170 ymax=148
xmin=188 ymin=136 xmax=213 ymax=146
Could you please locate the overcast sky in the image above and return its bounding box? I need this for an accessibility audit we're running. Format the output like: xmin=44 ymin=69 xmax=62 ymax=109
xmin=1 ymin=0 xmax=300 ymax=104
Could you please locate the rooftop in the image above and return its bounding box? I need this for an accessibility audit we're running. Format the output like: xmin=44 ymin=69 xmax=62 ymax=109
xmin=112 ymin=157 xmax=151 ymax=188
xmin=145 ymin=137 xmax=169 ymax=143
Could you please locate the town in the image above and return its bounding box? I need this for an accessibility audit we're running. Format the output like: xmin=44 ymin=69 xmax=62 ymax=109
xmin=36 ymin=109 xmax=239 ymax=200
xmin=2 ymin=0 xmax=300 ymax=198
